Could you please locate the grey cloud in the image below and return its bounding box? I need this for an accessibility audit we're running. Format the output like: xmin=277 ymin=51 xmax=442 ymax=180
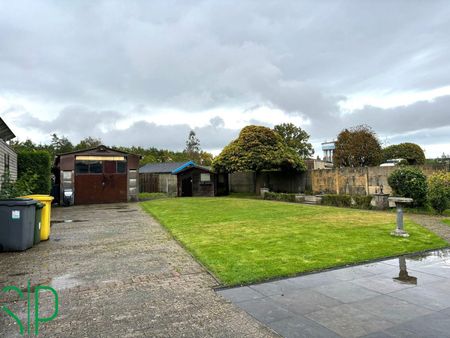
xmin=1 ymin=1 xmax=450 ymax=155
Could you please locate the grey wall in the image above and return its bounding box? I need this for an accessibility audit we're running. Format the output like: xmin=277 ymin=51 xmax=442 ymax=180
xmin=229 ymin=172 xmax=255 ymax=193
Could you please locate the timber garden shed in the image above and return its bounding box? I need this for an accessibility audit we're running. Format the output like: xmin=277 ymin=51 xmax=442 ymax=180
xmin=172 ymin=161 xmax=229 ymax=197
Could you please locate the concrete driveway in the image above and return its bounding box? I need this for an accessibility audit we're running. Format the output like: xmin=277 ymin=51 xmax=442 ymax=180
xmin=0 ymin=203 xmax=275 ymax=337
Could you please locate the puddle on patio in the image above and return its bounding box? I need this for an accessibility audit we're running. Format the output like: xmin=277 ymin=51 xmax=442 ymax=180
xmin=218 ymin=248 xmax=450 ymax=338
xmin=51 ymin=219 xmax=88 ymax=224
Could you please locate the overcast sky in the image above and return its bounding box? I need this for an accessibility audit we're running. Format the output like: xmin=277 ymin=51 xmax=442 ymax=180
xmin=1 ymin=0 xmax=449 ymax=157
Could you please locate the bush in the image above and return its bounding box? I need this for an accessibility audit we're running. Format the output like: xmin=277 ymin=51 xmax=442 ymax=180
xmin=321 ymin=194 xmax=352 ymax=207
xmin=352 ymin=195 xmax=373 ymax=209
xmin=18 ymin=150 xmax=51 ymax=194
xmin=0 ymin=171 xmax=37 ymax=199
xmin=264 ymin=192 xmax=297 ymax=203
xmin=428 ymin=172 xmax=450 ymax=214
xmin=388 ymin=167 xmax=427 ymax=207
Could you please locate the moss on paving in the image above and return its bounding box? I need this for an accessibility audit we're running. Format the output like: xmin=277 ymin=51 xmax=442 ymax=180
xmin=141 ymin=197 xmax=448 ymax=286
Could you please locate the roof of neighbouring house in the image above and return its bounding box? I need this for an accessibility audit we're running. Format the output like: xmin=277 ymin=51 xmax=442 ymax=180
xmin=0 ymin=117 xmax=16 ymax=141
xmin=140 ymin=161 xmax=193 ymax=174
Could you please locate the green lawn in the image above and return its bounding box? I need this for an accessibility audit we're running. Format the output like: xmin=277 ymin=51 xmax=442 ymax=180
xmin=141 ymin=197 xmax=448 ymax=286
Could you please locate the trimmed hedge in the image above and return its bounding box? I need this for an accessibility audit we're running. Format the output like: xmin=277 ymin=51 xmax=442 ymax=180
xmin=428 ymin=172 xmax=450 ymax=214
xmin=264 ymin=192 xmax=297 ymax=203
xmin=352 ymin=195 xmax=373 ymax=209
xmin=388 ymin=167 xmax=427 ymax=207
xmin=321 ymin=194 xmax=352 ymax=208
xmin=18 ymin=150 xmax=51 ymax=194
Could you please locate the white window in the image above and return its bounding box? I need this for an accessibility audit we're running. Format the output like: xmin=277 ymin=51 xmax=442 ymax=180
xmin=200 ymin=173 xmax=211 ymax=182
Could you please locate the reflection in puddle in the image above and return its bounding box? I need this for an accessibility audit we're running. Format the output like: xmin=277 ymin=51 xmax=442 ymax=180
xmin=393 ymin=257 xmax=417 ymax=285
xmin=51 ymin=219 xmax=87 ymax=224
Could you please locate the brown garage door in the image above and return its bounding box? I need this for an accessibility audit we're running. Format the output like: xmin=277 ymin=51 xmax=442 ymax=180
xmin=75 ymin=174 xmax=127 ymax=204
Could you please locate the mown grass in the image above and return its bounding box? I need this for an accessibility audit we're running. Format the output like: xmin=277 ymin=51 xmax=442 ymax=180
xmin=138 ymin=192 xmax=169 ymax=200
xmin=141 ymin=197 xmax=448 ymax=286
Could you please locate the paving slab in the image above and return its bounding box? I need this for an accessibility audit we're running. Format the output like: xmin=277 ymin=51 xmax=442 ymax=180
xmin=0 ymin=203 xmax=276 ymax=337
xmin=219 ymin=248 xmax=450 ymax=338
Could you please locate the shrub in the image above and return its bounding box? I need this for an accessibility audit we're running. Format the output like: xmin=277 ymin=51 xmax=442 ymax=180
xmin=0 ymin=171 xmax=37 ymax=199
xmin=264 ymin=192 xmax=297 ymax=203
xmin=388 ymin=167 xmax=427 ymax=206
xmin=321 ymin=194 xmax=352 ymax=207
xmin=427 ymin=172 xmax=450 ymax=214
xmin=352 ymin=195 xmax=373 ymax=209
xmin=18 ymin=150 xmax=51 ymax=194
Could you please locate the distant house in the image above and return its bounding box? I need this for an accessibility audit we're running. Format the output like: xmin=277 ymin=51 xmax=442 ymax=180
xmin=0 ymin=118 xmax=17 ymax=188
xmin=172 ymin=162 xmax=229 ymax=197
xmin=139 ymin=161 xmax=190 ymax=196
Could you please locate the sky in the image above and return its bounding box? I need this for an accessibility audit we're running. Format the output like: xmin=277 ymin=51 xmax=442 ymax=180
xmin=0 ymin=0 xmax=449 ymax=158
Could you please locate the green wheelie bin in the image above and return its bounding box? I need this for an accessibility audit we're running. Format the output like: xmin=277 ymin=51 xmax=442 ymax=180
xmin=33 ymin=202 xmax=44 ymax=245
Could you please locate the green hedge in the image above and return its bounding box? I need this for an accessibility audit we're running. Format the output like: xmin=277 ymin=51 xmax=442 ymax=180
xmin=352 ymin=195 xmax=373 ymax=209
xmin=18 ymin=150 xmax=51 ymax=194
xmin=321 ymin=194 xmax=373 ymax=209
xmin=388 ymin=167 xmax=427 ymax=207
xmin=321 ymin=194 xmax=352 ymax=207
xmin=264 ymin=192 xmax=297 ymax=203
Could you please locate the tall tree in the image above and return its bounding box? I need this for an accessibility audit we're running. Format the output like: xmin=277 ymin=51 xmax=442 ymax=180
xmin=75 ymin=136 xmax=102 ymax=150
xmin=382 ymin=142 xmax=425 ymax=165
xmin=333 ymin=125 xmax=382 ymax=167
xmin=274 ymin=123 xmax=314 ymax=158
xmin=185 ymin=130 xmax=201 ymax=161
xmin=212 ymin=125 xmax=305 ymax=173
xmin=51 ymin=133 xmax=74 ymax=154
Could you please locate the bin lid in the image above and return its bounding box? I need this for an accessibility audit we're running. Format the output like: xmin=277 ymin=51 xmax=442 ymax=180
xmin=22 ymin=195 xmax=54 ymax=202
xmin=0 ymin=198 xmax=38 ymax=206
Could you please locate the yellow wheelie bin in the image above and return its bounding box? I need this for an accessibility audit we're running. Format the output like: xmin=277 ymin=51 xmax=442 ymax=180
xmin=22 ymin=195 xmax=54 ymax=241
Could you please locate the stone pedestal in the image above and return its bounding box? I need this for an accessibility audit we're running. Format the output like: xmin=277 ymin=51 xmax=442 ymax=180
xmin=372 ymin=193 xmax=390 ymax=210
xmin=260 ymin=188 xmax=269 ymax=198
xmin=388 ymin=197 xmax=413 ymax=238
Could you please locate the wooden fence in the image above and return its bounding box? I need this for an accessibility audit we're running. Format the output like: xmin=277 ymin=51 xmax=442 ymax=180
xmin=139 ymin=173 xmax=159 ymax=193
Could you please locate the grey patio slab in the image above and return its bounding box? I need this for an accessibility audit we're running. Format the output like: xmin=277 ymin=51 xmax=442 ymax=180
xmin=305 ymin=303 xmax=395 ymax=338
xmin=269 ymin=315 xmax=341 ymax=338
xmin=439 ymin=306 xmax=450 ymax=317
xmin=217 ymin=286 xmax=265 ymax=303
xmin=269 ymin=289 xmax=342 ymax=315
xmin=249 ymin=278 xmax=302 ymax=296
xmin=389 ymin=285 xmax=450 ymax=311
xmin=313 ymin=281 xmax=381 ymax=303
xmin=234 ymin=298 xmax=292 ymax=324
xmin=351 ymin=294 xmax=433 ymax=324
xmin=409 ymin=262 xmax=450 ymax=278
xmin=317 ymin=265 xmax=377 ymax=281
xmin=384 ymin=311 xmax=450 ymax=338
xmin=286 ymin=271 xmax=340 ymax=289
xmin=378 ymin=269 xmax=447 ymax=286
xmin=350 ymin=274 xmax=417 ymax=294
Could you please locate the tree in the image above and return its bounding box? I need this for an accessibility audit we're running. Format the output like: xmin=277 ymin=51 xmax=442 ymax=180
xmin=185 ymin=130 xmax=201 ymax=162
xmin=273 ymin=123 xmax=314 ymax=158
xmin=333 ymin=125 xmax=382 ymax=167
xmin=212 ymin=125 xmax=305 ymax=173
xmin=382 ymin=143 xmax=425 ymax=165
xmin=75 ymin=136 xmax=102 ymax=150
xmin=51 ymin=134 xmax=74 ymax=154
